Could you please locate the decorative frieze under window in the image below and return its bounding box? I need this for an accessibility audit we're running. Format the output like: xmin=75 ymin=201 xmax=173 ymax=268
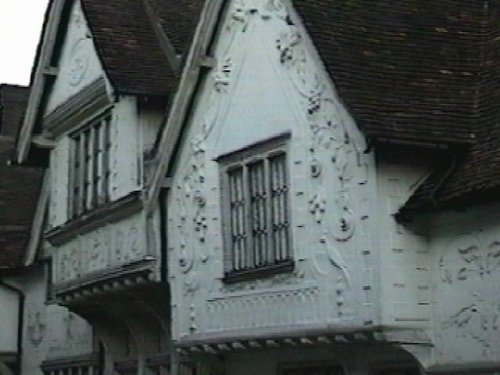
xmin=69 ymin=113 xmax=112 ymax=219
xmin=280 ymin=362 xmax=344 ymax=375
xmin=219 ymin=135 xmax=292 ymax=282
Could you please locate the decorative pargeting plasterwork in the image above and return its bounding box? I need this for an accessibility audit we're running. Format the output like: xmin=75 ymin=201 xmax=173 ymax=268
xmin=172 ymin=1 xmax=254 ymax=296
xmin=273 ymin=0 xmax=371 ymax=317
xmin=275 ymin=16 xmax=363 ymax=244
xmin=437 ymin=232 xmax=500 ymax=361
xmin=171 ymin=0 xmax=374 ymax=337
xmin=68 ymin=2 xmax=90 ymax=87
xmin=53 ymin=214 xmax=150 ymax=286
xmin=68 ymin=37 xmax=91 ymax=87
xmin=27 ymin=307 xmax=47 ymax=348
xmin=206 ymin=286 xmax=322 ymax=332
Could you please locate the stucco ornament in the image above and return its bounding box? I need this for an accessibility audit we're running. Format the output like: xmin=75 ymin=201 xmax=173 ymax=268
xmin=438 ymin=233 xmax=500 ymax=360
xmin=27 ymin=309 xmax=47 ymax=347
xmin=309 ymin=191 xmax=327 ymax=223
xmin=127 ymin=226 xmax=142 ymax=257
xmin=68 ymin=38 xmax=90 ymax=86
xmin=115 ymin=229 xmax=126 ymax=262
xmin=64 ymin=312 xmax=78 ymax=341
xmin=174 ymin=27 xmax=244 ymax=305
xmin=54 ymin=217 xmax=148 ymax=286
xmin=87 ymin=228 xmax=107 ymax=270
xmin=275 ymin=12 xmax=359 ymax=244
xmin=229 ymin=0 xmax=287 ymax=31
xmin=318 ymin=233 xmax=351 ymax=286
xmin=276 ymin=17 xmax=359 ymax=241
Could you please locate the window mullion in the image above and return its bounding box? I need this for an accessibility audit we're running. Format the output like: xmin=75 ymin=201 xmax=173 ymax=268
xmin=86 ymin=127 xmax=94 ymax=211
xmin=281 ymin=154 xmax=290 ymax=260
xmin=226 ymin=170 xmax=236 ymax=271
xmin=70 ymin=136 xmax=79 ymax=219
xmin=96 ymin=120 xmax=104 ymax=206
xmin=103 ymin=117 xmax=111 ymax=202
xmin=78 ymin=134 xmax=86 ymax=216
xmin=243 ymin=164 xmax=252 ymax=270
xmin=264 ymin=157 xmax=274 ymax=265
xmin=92 ymin=123 xmax=100 ymax=209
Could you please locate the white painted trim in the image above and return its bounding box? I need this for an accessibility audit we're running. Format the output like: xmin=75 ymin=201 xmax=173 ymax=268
xmin=31 ymin=135 xmax=56 ymax=149
xmin=16 ymin=0 xmax=65 ymax=163
xmin=144 ymin=0 xmax=226 ymax=215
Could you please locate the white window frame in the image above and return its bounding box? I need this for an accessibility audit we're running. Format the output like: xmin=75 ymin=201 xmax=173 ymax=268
xmin=68 ymin=112 xmax=112 ymax=219
xmin=219 ymin=134 xmax=293 ymax=282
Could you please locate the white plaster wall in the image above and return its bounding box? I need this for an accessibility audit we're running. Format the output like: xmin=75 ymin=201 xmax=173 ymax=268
xmin=168 ymin=0 xmax=379 ymax=342
xmin=5 ymin=266 xmax=92 ymax=375
xmin=0 ymin=286 xmax=19 ymax=353
xmin=45 ymin=0 xmax=110 ymax=114
xmin=424 ymin=203 xmax=500 ymax=371
xmin=49 ymin=138 xmax=70 ymax=228
xmin=110 ymin=96 xmax=142 ymax=200
xmin=375 ymin=161 xmax=432 ymax=328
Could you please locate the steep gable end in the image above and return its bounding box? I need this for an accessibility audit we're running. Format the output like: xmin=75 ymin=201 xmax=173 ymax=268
xmin=44 ymin=0 xmax=110 ymax=114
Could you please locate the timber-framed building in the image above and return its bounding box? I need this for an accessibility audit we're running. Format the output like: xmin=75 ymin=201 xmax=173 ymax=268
xmin=2 ymin=1 xmax=500 ymax=375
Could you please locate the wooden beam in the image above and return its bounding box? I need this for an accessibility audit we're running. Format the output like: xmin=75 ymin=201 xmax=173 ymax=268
xmin=145 ymin=0 xmax=226 ymax=216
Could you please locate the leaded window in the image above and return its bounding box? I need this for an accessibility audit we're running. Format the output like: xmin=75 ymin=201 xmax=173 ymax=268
xmin=69 ymin=114 xmax=112 ymax=218
xmin=220 ymin=135 xmax=292 ymax=281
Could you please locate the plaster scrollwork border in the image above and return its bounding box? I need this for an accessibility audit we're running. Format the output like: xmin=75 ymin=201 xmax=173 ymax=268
xmin=273 ymin=4 xmax=359 ymax=277
xmin=27 ymin=307 xmax=47 ymax=348
xmin=275 ymin=22 xmax=360 ymax=244
xmin=438 ymin=232 xmax=500 ymax=360
xmin=174 ymin=0 xmax=255 ymax=300
xmin=68 ymin=37 xmax=91 ymax=87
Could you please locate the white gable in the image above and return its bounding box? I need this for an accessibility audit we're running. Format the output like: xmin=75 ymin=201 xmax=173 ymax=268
xmin=168 ymin=0 xmax=378 ymax=342
xmin=45 ymin=0 xmax=109 ymax=114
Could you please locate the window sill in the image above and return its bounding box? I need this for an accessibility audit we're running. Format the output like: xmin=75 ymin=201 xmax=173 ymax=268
xmin=45 ymin=191 xmax=143 ymax=246
xmin=223 ymin=259 xmax=294 ymax=284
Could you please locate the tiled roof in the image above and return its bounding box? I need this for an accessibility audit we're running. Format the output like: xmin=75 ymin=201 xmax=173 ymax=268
xmin=294 ymin=0 xmax=484 ymax=144
xmin=36 ymin=0 xmax=204 ymax=97
xmin=80 ymin=0 xmax=175 ymax=96
xmin=146 ymin=0 xmax=205 ymax=56
xmin=0 ymin=85 xmax=44 ymax=269
xmin=0 ymin=84 xmax=29 ymax=138
xmin=294 ymin=0 xmax=500 ymax=208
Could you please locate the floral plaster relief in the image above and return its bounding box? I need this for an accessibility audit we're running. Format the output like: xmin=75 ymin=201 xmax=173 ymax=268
xmin=438 ymin=232 xmax=500 ymax=361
